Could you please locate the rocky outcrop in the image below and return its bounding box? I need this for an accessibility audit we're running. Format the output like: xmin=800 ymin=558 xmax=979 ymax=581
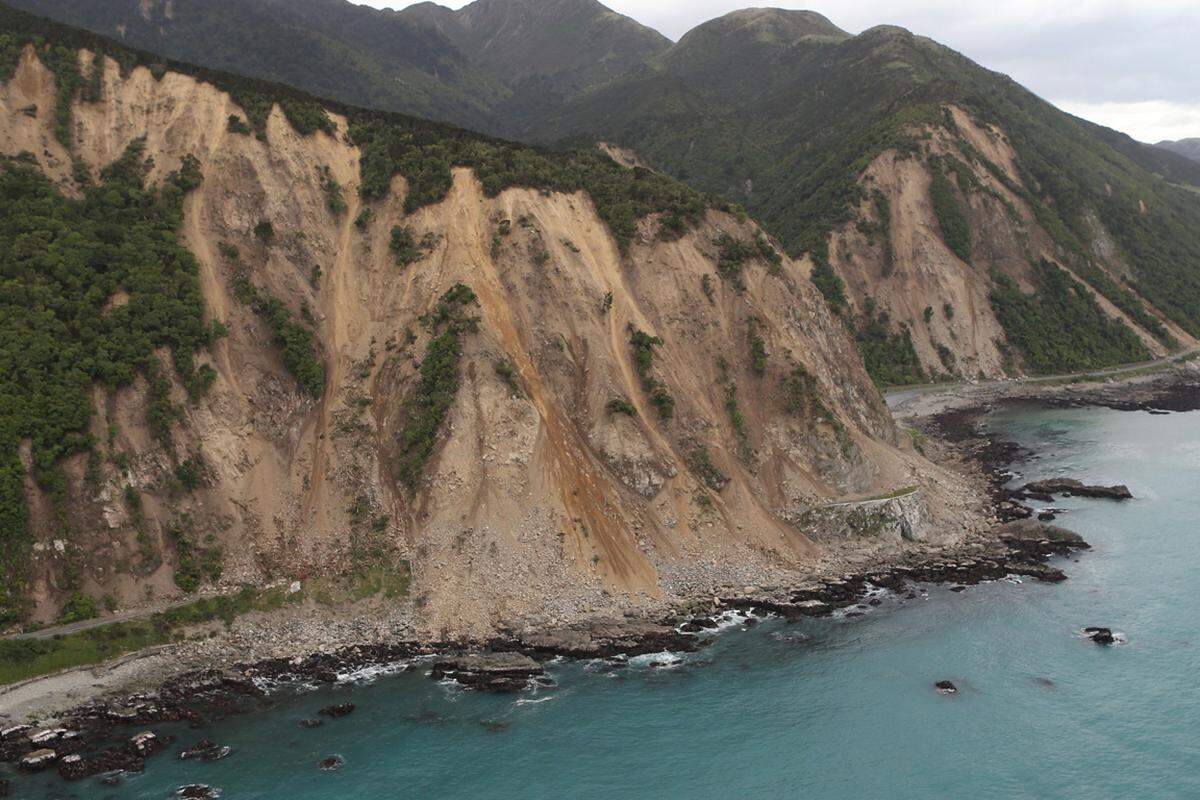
xmin=430 ymin=652 xmax=544 ymax=692
xmin=1021 ymin=479 xmax=1132 ymax=501
xmin=515 ymin=620 xmax=701 ymax=659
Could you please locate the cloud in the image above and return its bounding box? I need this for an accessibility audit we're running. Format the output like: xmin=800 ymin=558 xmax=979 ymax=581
xmin=368 ymin=0 xmax=1200 ymax=142
xmin=1056 ymin=100 xmax=1200 ymax=144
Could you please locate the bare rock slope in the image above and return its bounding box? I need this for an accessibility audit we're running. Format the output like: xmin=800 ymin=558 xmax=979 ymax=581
xmin=0 ymin=47 xmax=979 ymax=637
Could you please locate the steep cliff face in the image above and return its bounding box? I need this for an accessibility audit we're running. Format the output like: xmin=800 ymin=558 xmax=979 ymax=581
xmin=0 ymin=47 xmax=973 ymax=636
xmin=828 ymin=107 xmax=1197 ymax=380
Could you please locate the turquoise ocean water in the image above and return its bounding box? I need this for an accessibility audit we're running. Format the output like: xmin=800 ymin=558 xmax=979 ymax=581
xmin=8 ymin=403 xmax=1200 ymax=799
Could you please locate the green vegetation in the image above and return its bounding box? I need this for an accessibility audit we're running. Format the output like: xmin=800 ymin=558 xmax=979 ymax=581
xmin=393 ymin=284 xmax=478 ymax=491
xmin=389 ymin=225 xmax=431 ymax=267
xmin=229 ymin=263 xmax=325 ymax=397
xmin=854 ymin=300 xmax=926 ymax=386
xmin=318 ymin=166 xmax=347 ymax=215
xmin=174 ymin=454 xmax=206 ymax=491
xmin=990 ymin=260 xmax=1149 ymax=374
xmin=929 ymin=158 xmax=972 ymax=262
xmin=56 ymin=591 xmax=98 ymax=624
xmin=723 ymin=383 xmax=751 ymax=463
xmin=748 ymin=324 xmax=768 ymax=376
xmin=166 ymin=514 xmax=222 ymax=593
xmin=711 ymin=232 xmax=783 ymax=291
xmin=352 ymin=120 xmax=710 ymax=252
xmin=606 ymin=397 xmax=636 ymax=416
xmin=0 ymin=144 xmax=215 ymax=626
xmin=227 ymin=114 xmax=252 ymax=135
xmin=628 ymin=328 xmax=674 ymax=420
xmin=253 ymin=220 xmax=274 ymax=241
xmin=682 ymin=439 xmax=728 ymax=492
xmin=493 ymin=359 xmax=521 ymax=396
xmin=782 ymin=366 xmax=835 ymax=423
xmin=0 ymin=585 xmax=301 ymax=685
xmin=810 ymin=254 xmax=848 ymax=312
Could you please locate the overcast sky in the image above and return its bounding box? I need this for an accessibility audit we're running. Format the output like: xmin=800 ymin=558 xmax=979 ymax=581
xmin=364 ymin=0 xmax=1199 ymax=143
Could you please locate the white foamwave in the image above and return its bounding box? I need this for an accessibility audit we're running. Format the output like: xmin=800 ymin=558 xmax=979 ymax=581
xmin=629 ymin=651 xmax=685 ymax=669
xmin=335 ymin=661 xmax=409 ymax=685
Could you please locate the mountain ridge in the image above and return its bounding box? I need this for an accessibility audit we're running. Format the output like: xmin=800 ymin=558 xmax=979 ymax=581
xmin=1156 ymin=137 xmax=1200 ymax=163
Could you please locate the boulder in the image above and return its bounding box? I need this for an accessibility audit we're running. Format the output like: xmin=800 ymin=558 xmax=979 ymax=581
xmin=1084 ymin=627 xmax=1116 ymax=645
xmin=934 ymin=680 xmax=958 ymax=695
xmin=319 ymin=755 xmax=344 ymax=771
xmin=130 ymin=731 xmax=161 ymax=756
xmin=0 ymin=725 xmax=30 ymax=742
xmin=19 ymin=748 xmax=57 ymax=772
xmin=57 ymin=753 xmax=88 ymax=781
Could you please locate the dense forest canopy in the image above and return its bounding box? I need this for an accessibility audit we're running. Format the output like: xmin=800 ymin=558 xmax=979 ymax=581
xmin=0 ymin=144 xmax=215 ymax=625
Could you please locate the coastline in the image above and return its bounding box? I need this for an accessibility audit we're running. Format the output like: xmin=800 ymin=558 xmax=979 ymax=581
xmin=3 ymin=363 xmax=1196 ymax=784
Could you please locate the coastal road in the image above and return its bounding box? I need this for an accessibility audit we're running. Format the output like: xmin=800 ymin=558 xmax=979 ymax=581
xmin=885 ymin=346 xmax=1200 ymax=415
xmin=7 ymin=607 xmax=162 ymax=641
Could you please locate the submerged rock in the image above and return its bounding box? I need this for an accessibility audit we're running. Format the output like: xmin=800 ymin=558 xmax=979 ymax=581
xmin=299 ymin=718 xmax=324 ymax=729
xmin=318 ymin=703 xmax=356 ymax=718
xmin=319 ymin=755 xmax=344 ymax=771
xmin=180 ymin=739 xmax=232 ymax=762
xmin=934 ymin=680 xmax=958 ymax=695
xmin=176 ymin=784 xmax=219 ymax=798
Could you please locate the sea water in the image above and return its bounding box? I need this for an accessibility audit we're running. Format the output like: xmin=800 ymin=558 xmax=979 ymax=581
xmin=8 ymin=403 xmax=1200 ymax=799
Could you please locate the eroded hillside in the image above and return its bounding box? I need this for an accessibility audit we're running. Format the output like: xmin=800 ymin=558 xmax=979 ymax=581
xmin=827 ymin=107 xmax=1198 ymax=381
xmin=0 ymin=44 xmax=980 ymax=636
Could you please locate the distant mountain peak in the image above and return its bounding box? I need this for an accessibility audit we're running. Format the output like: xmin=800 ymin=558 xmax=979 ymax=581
xmin=418 ymin=0 xmax=671 ymax=85
xmin=1155 ymin=138 xmax=1200 ymax=163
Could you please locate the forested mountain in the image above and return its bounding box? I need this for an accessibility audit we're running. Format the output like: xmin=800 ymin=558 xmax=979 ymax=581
xmin=1156 ymin=138 xmax=1200 ymax=163
xmin=535 ymin=10 xmax=1200 ymax=380
xmin=14 ymin=0 xmax=1200 ymax=383
xmin=4 ymin=0 xmax=668 ymax=131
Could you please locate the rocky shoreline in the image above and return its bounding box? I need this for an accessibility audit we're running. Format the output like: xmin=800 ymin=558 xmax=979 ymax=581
xmin=0 ymin=521 xmax=1090 ymax=786
xmin=9 ymin=370 xmax=1183 ymax=789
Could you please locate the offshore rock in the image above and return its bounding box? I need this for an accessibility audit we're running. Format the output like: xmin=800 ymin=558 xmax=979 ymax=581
xmin=431 ymin=652 xmax=544 ymax=692
xmin=1021 ymin=478 xmax=1132 ymax=501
